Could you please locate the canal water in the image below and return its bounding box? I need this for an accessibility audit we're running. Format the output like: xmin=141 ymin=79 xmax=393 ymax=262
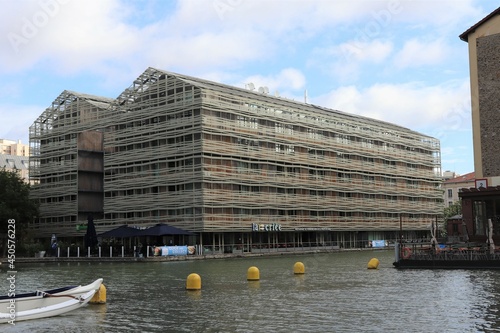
xmin=2 ymin=250 xmax=500 ymax=332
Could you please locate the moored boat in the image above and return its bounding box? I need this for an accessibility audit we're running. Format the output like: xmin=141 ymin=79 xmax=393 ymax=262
xmin=0 ymin=278 xmax=103 ymax=323
xmin=393 ymin=242 xmax=500 ymax=269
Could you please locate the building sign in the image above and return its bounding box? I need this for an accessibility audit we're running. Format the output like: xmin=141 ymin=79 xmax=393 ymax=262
xmin=75 ymin=224 xmax=87 ymax=231
xmin=160 ymin=245 xmax=189 ymax=256
xmin=252 ymin=223 xmax=282 ymax=232
xmin=370 ymin=240 xmax=386 ymax=248
xmin=475 ymin=179 xmax=488 ymax=189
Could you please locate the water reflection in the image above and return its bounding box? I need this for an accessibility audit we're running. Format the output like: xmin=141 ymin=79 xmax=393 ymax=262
xmin=2 ymin=251 xmax=500 ymax=332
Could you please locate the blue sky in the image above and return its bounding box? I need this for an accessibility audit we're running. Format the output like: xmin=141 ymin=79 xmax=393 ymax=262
xmin=1 ymin=0 xmax=498 ymax=175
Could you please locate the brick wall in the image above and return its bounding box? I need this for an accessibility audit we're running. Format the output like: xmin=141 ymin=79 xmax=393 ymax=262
xmin=477 ymin=32 xmax=500 ymax=177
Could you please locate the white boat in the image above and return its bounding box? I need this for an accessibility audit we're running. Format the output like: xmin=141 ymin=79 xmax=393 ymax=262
xmin=0 ymin=278 xmax=103 ymax=323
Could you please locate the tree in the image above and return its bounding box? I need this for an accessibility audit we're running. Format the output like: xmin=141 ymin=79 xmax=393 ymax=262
xmin=444 ymin=200 xmax=462 ymax=221
xmin=441 ymin=200 xmax=462 ymax=237
xmin=0 ymin=168 xmax=39 ymax=254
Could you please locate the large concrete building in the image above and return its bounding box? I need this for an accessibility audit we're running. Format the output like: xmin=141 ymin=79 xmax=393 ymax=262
xmin=29 ymin=91 xmax=113 ymax=232
xmin=459 ymin=7 xmax=500 ymax=242
xmin=0 ymin=139 xmax=30 ymax=183
xmin=30 ymin=68 xmax=443 ymax=248
xmin=0 ymin=139 xmax=30 ymax=156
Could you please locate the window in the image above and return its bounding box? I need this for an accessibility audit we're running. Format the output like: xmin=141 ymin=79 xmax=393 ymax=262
xmin=337 ymin=152 xmax=349 ymax=162
xmin=406 ymin=180 xmax=417 ymax=188
xmin=338 ymin=172 xmax=351 ymax=182
xmin=336 ymin=134 xmax=350 ymax=144
xmin=361 ymin=138 xmax=373 ymax=148
xmin=447 ymin=189 xmax=452 ymax=198
xmin=275 ymin=123 xmax=285 ymax=134
xmin=363 ymin=175 xmax=374 ymax=184
xmin=308 ymin=128 xmax=319 ymax=139
xmin=383 ymin=177 xmax=396 ymax=187
xmin=339 ymin=192 xmax=351 ymax=198
xmin=384 ymin=160 xmax=396 ymax=168
xmin=362 ymin=157 xmax=374 ymax=165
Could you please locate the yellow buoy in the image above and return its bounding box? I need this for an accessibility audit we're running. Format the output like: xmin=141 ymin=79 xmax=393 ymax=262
xmin=186 ymin=273 xmax=202 ymax=290
xmin=247 ymin=266 xmax=260 ymax=281
xmin=293 ymin=262 xmax=305 ymax=274
xmin=367 ymin=258 xmax=380 ymax=269
xmin=90 ymin=284 xmax=107 ymax=304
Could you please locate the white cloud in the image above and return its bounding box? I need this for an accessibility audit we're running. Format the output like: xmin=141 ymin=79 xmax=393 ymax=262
xmin=391 ymin=0 xmax=482 ymax=32
xmin=238 ymin=68 xmax=306 ymax=94
xmin=0 ymin=0 xmax=140 ymax=74
xmin=314 ymin=79 xmax=472 ymax=132
xmin=340 ymin=40 xmax=394 ymax=63
xmin=394 ymin=39 xmax=450 ymax=69
xmin=0 ymin=0 xmax=492 ymax=177
xmin=0 ymin=0 xmax=486 ymax=83
xmin=146 ymin=30 xmax=273 ymax=73
xmin=308 ymin=39 xmax=393 ymax=84
xmin=0 ymin=104 xmax=43 ymax=143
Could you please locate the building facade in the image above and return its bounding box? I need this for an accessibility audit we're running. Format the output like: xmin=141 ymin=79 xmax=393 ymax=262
xmin=459 ymin=7 xmax=500 ymax=243
xmin=460 ymin=8 xmax=500 ymax=183
xmin=0 ymin=139 xmax=30 ymax=156
xmin=30 ymin=68 xmax=443 ymax=248
xmin=442 ymin=172 xmax=475 ymax=207
xmin=29 ymin=91 xmax=114 ymax=234
xmin=0 ymin=139 xmax=30 ymax=182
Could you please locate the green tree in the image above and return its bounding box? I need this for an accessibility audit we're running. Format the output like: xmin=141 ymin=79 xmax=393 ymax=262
xmin=441 ymin=200 xmax=462 ymax=236
xmin=444 ymin=200 xmax=462 ymax=220
xmin=0 ymin=168 xmax=39 ymax=254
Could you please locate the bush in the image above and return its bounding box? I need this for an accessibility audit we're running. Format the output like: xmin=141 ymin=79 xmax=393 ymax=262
xmin=19 ymin=243 xmax=46 ymax=257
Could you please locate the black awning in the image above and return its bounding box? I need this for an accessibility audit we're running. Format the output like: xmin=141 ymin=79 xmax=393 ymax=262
xmin=98 ymin=225 xmax=142 ymax=238
xmin=137 ymin=224 xmax=195 ymax=236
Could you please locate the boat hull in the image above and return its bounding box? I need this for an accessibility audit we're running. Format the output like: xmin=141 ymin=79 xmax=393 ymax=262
xmin=0 ymin=278 xmax=102 ymax=323
xmin=0 ymin=289 xmax=95 ymax=323
xmin=393 ymin=259 xmax=500 ymax=269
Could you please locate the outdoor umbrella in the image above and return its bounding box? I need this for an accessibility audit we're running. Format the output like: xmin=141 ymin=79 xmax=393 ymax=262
xmin=84 ymin=215 xmax=99 ymax=249
xmin=138 ymin=223 xmax=194 ymax=236
xmin=98 ymin=225 xmax=142 ymax=238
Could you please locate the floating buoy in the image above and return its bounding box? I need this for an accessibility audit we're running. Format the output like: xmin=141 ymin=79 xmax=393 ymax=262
xmin=247 ymin=266 xmax=260 ymax=281
xmin=90 ymin=284 xmax=107 ymax=304
xmin=367 ymin=258 xmax=380 ymax=269
xmin=293 ymin=262 xmax=305 ymax=274
xmin=402 ymin=247 xmax=412 ymax=259
xmin=186 ymin=273 xmax=201 ymax=290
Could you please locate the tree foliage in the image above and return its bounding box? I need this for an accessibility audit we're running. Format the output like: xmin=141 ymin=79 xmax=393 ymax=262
xmin=0 ymin=168 xmax=39 ymax=239
xmin=443 ymin=200 xmax=462 ymax=222
xmin=441 ymin=200 xmax=462 ymax=236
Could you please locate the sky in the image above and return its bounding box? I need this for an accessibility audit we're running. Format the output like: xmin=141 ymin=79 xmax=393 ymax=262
xmin=0 ymin=0 xmax=498 ymax=176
